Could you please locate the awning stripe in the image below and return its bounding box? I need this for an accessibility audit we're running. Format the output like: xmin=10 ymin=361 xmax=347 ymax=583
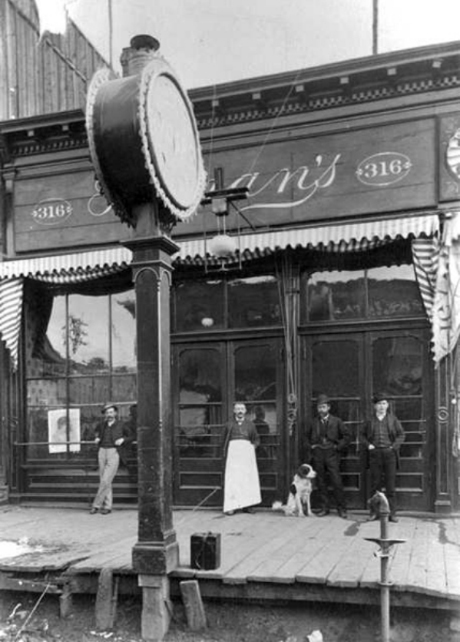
xmin=0 ymin=277 xmax=23 ymax=370
xmin=174 ymin=214 xmax=439 ymax=262
xmin=411 ymin=237 xmax=440 ymax=318
xmin=0 ymin=247 xmax=132 ymax=281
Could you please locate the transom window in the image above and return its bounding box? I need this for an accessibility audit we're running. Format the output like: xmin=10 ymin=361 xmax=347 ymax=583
xmin=304 ymin=264 xmax=424 ymax=323
xmin=172 ymin=275 xmax=281 ymax=332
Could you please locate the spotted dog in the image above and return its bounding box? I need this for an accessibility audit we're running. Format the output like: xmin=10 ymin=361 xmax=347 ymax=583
xmin=272 ymin=464 xmax=317 ymax=517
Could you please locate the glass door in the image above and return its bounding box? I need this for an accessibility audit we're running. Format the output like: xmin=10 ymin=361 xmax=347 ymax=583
xmin=172 ymin=338 xmax=284 ymax=507
xmin=303 ymin=334 xmax=366 ymax=508
xmin=302 ymin=328 xmax=433 ymax=511
xmin=370 ymin=330 xmax=433 ymax=512
xmin=232 ymin=340 xmax=284 ymax=507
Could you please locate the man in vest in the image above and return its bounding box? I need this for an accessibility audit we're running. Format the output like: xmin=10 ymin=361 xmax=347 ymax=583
xmin=90 ymin=403 xmax=126 ymax=515
xmin=305 ymin=394 xmax=351 ymax=518
xmin=361 ymin=392 xmax=405 ymax=523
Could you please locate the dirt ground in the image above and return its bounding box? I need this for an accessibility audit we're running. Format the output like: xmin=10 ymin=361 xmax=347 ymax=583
xmin=0 ymin=590 xmax=459 ymax=642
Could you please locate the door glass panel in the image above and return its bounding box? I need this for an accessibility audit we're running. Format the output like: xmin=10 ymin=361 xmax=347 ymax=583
xmin=312 ymin=340 xmax=359 ymax=398
xmin=306 ymin=271 xmax=366 ymax=321
xmin=173 ymin=280 xmax=224 ymax=332
xmin=234 ymin=345 xmax=278 ymax=489
xmin=178 ymin=348 xmax=222 ymax=458
xmin=68 ymin=295 xmax=109 ymax=374
xmin=235 ymin=345 xmax=276 ymax=402
xmin=372 ymin=336 xmax=423 ymax=397
xmin=368 ymin=265 xmax=424 ymax=318
xmin=372 ymin=336 xmax=425 ymax=469
xmin=228 ymin=276 xmax=281 ymax=327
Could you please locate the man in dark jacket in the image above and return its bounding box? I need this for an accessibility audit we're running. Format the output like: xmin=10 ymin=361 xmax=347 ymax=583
xmin=305 ymin=394 xmax=351 ymax=518
xmin=90 ymin=403 xmax=126 ymax=515
xmin=361 ymin=392 xmax=405 ymax=523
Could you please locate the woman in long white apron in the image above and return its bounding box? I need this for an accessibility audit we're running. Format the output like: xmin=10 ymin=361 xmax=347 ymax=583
xmin=222 ymin=402 xmax=261 ymax=515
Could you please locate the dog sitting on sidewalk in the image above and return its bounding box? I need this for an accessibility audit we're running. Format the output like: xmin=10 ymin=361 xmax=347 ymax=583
xmin=272 ymin=464 xmax=317 ymax=517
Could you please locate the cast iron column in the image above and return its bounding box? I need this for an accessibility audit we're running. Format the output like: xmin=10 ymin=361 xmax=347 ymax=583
xmin=124 ymin=203 xmax=179 ymax=640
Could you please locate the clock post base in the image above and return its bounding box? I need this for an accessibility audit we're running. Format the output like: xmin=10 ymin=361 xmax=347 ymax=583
xmin=138 ymin=574 xmax=172 ymax=642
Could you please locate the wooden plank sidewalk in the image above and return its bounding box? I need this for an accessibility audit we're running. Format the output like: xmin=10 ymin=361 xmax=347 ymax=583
xmin=0 ymin=506 xmax=459 ymax=609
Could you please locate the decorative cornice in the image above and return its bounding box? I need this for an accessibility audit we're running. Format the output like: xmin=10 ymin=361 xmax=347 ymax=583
xmin=2 ymin=42 xmax=460 ymax=156
xmin=192 ymin=70 xmax=460 ymax=131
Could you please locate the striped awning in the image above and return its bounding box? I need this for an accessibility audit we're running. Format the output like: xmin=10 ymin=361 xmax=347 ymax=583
xmin=0 ymin=278 xmax=23 ymax=370
xmin=0 ymin=247 xmax=132 ymax=370
xmin=0 ymin=214 xmax=439 ymax=370
xmin=174 ymin=213 xmax=439 ymax=263
xmin=0 ymin=247 xmax=132 ymax=282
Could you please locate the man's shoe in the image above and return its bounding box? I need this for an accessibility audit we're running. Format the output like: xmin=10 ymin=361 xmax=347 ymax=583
xmin=242 ymin=507 xmax=255 ymax=514
xmin=338 ymin=509 xmax=348 ymax=519
xmin=100 ymin=508 xmax=111 ymax=515
xmin=389 ymin=515 xmax=399 ymax=523
xmin=89 ymin=507 xmax=98 ymax=515
xmin=317 ymin=509 xmax=330 ymax=517
xmin=225 ymin=510 xmax=235 ymax=516
xmin=366 ymin=514 xmax=379 ymax=522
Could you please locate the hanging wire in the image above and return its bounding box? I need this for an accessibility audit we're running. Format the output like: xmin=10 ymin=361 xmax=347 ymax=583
xmin=203 ymin=84 xmax=219 ymax=274
xmin=244 ymin=68 xmax=304 ymax=179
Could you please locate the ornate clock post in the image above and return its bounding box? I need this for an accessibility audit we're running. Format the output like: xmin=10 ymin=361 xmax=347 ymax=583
xmin=86 ymin=36 xmax=206 ymax=641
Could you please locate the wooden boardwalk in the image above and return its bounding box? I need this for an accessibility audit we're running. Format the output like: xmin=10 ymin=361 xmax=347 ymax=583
xmin=0 ymin=506 xmax=459 ymax=610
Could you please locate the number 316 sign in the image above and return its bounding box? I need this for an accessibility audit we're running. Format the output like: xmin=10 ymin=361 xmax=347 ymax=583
xmin=31 ymin=198 xmax=73 ymax=225
xmin=356 ymin=152 xmax=412 ymax=187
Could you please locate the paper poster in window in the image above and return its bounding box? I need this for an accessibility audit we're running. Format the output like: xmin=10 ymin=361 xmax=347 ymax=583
xmin=48 ymin=409 xmax=80 ymax=453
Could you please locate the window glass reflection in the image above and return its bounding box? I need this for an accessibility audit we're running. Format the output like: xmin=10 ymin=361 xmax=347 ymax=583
xmin=312 ymin=340 xmax=359 ymax=397
xmin=29 ymin=294 xmax=67 ymax=377
xmin=178 ymin=349 xmax=222 ymax=458
xmin=112 ymin=292 xmax=136 ymax=372
xmin=173 ymin=280 xmax=224 ymax=332
xmin=307 ymin=271 xmax=365 ymax=321
xmin=368 ymin=265 xmax=424 ymax=318
xmin=228 ymin=276 xmax=281 ymax=327
xmin=234 ymin=344 xmax=277 ymax=403
xmin=372 ymin=336 xmax=423 ymax=397
xmin=68 ymin=295 xmax=109 ymax=374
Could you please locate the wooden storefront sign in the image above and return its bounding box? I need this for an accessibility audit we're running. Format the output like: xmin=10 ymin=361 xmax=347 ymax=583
xmin=13 ymin=117 xmax=440 ymax=253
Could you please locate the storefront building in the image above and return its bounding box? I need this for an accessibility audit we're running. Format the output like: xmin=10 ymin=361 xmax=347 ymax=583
xmin=1 ymin=41 xmax=459 ymax=513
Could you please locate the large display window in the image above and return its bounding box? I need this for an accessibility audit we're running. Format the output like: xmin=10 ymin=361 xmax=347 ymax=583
xmin=25 ymin=287 xmax=136 ymax=461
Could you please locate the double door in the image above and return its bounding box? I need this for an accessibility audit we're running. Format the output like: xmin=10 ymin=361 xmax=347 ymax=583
xmin=172 ymin=337 xmax=285 ymax=507
xmin=303 ymin=328 xmax=434 ymax=511
xmin=172 ymin=327 xmax=434 ymax=512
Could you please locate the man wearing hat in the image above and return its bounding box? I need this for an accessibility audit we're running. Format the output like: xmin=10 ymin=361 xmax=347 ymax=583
xmin=361 ymin=392 xmax=405 ymax=522
xmin=90 ymin=403 xmax=126 ymax=514
xmin=304 ymin=394 xmax=351 ymax=518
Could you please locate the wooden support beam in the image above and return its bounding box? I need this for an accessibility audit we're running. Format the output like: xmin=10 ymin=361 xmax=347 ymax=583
xmin=95 ymin=568 xmax=119 ymax=630
xmin=180 ymin=580 xmax=207 ymax=631
xmin=138 ymin=574 xmax=172 ymax=642
xmin=59 ymin=582 xmax=73 ymax=619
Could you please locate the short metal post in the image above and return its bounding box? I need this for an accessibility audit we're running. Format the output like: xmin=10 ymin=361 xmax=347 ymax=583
xmin=380 ymin=509 xmax=390 ymax=642
xmin=364 ymin=491 xmax=406 ymax=642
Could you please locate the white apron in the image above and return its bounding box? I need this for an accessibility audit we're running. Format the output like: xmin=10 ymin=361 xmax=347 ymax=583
xmin=223 ymin=439 xmax=261 ymax=512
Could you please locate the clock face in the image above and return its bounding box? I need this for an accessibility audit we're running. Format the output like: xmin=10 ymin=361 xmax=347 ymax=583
xmin=145 ymin=72 xmax=202 ymax=210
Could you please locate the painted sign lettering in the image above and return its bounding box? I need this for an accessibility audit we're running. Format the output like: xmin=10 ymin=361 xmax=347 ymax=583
xmin=227 ymin=154 xmax=342 ymax=211
xmin=356 ymin=152 xmax=412 ymax=186
xmin=31 ymin=198 xmax=73 ymax=225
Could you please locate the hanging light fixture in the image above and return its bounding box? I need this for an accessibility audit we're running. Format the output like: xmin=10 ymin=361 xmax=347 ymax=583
xmin=202 ymin=171 xmax=250 ymax=259
xmin=208 ymin=196 xmax=237 ymax=258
